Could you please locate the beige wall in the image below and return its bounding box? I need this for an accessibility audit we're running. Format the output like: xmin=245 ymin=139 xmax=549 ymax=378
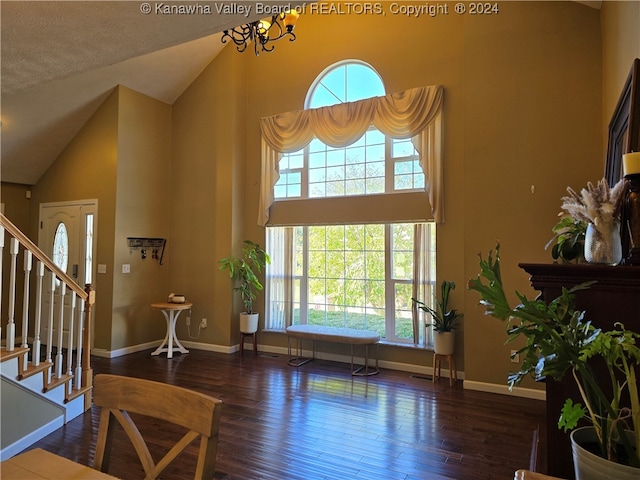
xmin=231 ymin=1 xmax=601 ymax=387
xmin=25 ymin=86 xmax=173 ymax=352
xmin=170 ymin=45 xmax=248 ymax=347
xmin=29 ymin=89 xmax=119 ymax=350
xmin=8 ymin=1 xmax=638 ymax=393
xmin=110 ymin=86 xmax=173 ymax=350
xmin=0 ymin=183 xmax=32 ymax=326
xmin=601 ymin=1 xmax=640 ymax=159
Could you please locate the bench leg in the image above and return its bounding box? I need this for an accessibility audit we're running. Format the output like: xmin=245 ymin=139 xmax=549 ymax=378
xmin=351 ymin=343 xmax=380 ymax=376
xmin=287 ymin=337 xmax=313 ymax=367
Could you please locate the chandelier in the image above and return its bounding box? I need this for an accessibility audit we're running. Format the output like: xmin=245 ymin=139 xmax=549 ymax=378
xmin=221 ymin=9 xmax=300 ymax=56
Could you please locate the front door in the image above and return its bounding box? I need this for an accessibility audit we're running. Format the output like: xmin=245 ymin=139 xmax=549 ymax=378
xmin=38 ymin=200 xmax=97 ymax=350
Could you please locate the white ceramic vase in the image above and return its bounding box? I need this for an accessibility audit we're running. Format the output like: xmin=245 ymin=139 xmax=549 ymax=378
xmin=239 ymin=313 xmax=259 ymax=334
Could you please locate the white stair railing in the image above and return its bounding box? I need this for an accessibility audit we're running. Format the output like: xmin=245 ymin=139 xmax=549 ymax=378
xmin=0 ymin=213 xmax=95 ymax=406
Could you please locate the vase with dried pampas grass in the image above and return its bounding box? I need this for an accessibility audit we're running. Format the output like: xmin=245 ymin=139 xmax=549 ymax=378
xmin=560 ymin=178 xmax=625 ymax=265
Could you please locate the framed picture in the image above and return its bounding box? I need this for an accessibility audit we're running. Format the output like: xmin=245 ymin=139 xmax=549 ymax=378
xmin=605 ymin=58 xmax=640 ymax=185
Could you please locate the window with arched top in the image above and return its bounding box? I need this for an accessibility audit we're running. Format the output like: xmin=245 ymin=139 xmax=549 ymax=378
xmin=275 ymin=61 xmax=425 ymax=200
xmin=265 ymin=61 xmax=440 ymax=347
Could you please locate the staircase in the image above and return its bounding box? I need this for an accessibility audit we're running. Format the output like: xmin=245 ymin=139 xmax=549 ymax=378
xmin=0 ymin=213 xmax=95 ymax=460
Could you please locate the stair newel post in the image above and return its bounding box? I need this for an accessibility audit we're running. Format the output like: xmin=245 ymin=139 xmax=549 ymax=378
xmin=55 ymin=282 xmax=66 ymax=379
xmin=7 ymin=237 xmax=19 ymax=351
xmin=33 ymin=261 xmax=45 ymax=367
xmin=21 ymin=250 xmax=33 ymax=370
xmin=45 ymin=272 xmax=55 ymax=383
xmin=81 ymin=283 xmax=95 ymax=408
xmin=74 ymin=296 xmax=85 ymax=390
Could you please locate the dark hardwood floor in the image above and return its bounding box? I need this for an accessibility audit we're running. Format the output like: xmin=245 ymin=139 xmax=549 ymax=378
xmin=29 ymin=349 xmax=545 ymax=479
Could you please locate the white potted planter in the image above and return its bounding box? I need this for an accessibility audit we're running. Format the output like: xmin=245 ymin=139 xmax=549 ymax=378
xmin=433 ymin=331 xmax=455 ymax=355
xmin=239 ymin=313 xmax=259 ymax=334
xmin=571 ymin=426 xmax=639 ymax=480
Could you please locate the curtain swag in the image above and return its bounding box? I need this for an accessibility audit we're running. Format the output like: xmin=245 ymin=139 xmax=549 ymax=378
xmin=258 ymin=85 xmax=444 ymax=226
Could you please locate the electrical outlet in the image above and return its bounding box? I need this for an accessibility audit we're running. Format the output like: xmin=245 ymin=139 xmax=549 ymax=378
xmin=510 ymin=350 xmax=520 ymax=363
xmin=186 ymin=316 xmax=190 ymax=326
xmin=200 ymin=318 xmax=207 ymax=329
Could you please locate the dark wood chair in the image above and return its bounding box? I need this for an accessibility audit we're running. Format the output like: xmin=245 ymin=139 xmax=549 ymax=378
xmin=92 ymin=373 xmax=222 ymax=479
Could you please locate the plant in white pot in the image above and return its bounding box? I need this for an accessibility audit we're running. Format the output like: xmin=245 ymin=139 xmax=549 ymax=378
xmin=412 ymin=280 xmax=463 ymax=355
xmin=468 ymin=245 xmax=640 ymax=479
xmin=218 ymin=240 xmax=270 ymax=334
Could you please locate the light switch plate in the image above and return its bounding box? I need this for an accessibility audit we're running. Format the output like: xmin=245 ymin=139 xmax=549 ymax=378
xmin=98 ymin=264 xmax=107 ymax=274
xmin=122 ymin=264 xmax=131 ymax=274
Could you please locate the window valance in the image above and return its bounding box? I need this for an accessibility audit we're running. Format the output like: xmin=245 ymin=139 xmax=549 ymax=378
xmin=258 ymin=85 xmax=444 ymax=226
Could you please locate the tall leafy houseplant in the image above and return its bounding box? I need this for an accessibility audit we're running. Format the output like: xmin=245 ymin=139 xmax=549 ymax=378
xmin=412 ymin=280 xmax=463 ymax=333
xmin=468 ymin=245 xmax=640 ymax=470
xmin=218 ymin=240 xmax=270 ymax=314
xmin=413 ymin=281 xmax=463 ymax=355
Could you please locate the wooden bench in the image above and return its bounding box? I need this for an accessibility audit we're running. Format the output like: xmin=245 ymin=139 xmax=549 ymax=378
xmin=285 ymin=325 xmax=380 ymax=376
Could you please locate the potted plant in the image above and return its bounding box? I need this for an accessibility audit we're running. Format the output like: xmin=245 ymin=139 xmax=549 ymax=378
xmin=218 ymin=240 xmax=271 ymax=334
xmin=545 ymin=216 xmax=587 ymax=263
xmin=468 ymin=244 xmax=639 ymax=478
xmin=412 ymin=280 xmax=463 ymax=355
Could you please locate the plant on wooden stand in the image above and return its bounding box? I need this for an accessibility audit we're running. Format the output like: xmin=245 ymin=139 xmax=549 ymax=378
xmin=468 ymin=244 xmax=639 ymax=477
xmin=412 ymin=280 xmax=463 ymax=355
xmin=218 ymin=240 xmax=270 ymax=333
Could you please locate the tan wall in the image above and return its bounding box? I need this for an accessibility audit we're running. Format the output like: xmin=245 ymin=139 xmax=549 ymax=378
xmin=225 ymin=1 xmax=600 ymax=386
xmin=601 ymin=1 xmax=640 ymax=159
xmin=462 ymin=2 xmax=602 ymax=388
xmin=170 ymin=45 xmax=247 ymax=347
xmin=30 ymin=90 xmax=119 ymax=350
xmin=14 ymin=1 xmax=637 ymax=392
xmin=0 ymin=182 xmax=32 ymax=328
xmin=110 ymin=86 xmax=173 ymax=350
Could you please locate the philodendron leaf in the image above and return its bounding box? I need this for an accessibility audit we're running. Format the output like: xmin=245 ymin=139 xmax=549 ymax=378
xmin=558 ymin=398 xmax=587 ymax=432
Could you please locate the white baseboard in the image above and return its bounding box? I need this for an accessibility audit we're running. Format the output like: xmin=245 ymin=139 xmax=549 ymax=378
xmin=0 ymin=416 xmax=64 ymax=461
xmin=463 ymin=380 xmax=546 ymax=401
xmin=91 ymin=340 xmax=162 ymax=358
xmin=91 ymin=339 xmax=235 ymax=358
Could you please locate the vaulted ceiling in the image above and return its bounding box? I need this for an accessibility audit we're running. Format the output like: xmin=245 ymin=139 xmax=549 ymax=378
xmin=0 ymin=1 xmax=599 ymax=186
xmin=1 ymin=1 xmax=270 ymax=185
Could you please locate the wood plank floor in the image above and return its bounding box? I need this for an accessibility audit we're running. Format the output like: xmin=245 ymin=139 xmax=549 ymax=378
xmin=29 ymin=349 xmax=546 ymax=479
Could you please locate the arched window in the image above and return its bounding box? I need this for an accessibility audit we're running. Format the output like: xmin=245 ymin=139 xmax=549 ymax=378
xmin=274 ymin=61 xmax=425 ymax=200
xmin=266 ymin=61 xmax=437 ymax=347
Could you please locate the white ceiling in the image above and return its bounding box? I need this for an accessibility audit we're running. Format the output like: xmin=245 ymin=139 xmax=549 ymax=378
xmin=0 ymin=0 xmax=270 ymax=185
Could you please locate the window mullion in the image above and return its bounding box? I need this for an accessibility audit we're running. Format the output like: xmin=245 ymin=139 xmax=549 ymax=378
xmin=384 ymin=137 xmax=393 ymax=193
xmin=300 ymin=227 xmax=309 ymax=324
xmin=384 ymin=225 xmax=394 ymax=341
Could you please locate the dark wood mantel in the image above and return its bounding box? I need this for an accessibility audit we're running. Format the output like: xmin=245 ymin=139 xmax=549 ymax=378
xmin=518 ymin=263 xmax=640 ymax=479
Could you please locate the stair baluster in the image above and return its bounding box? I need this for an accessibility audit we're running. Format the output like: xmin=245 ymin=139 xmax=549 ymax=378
xmin=33 ymin=262 xmax=45 ymax=367
xmin=21 ymin=251 xmax=32 ymax=371
xmin=54 ymin=283 xmax=66 ymax=379
xmin=45 ymin=273 xmax=55 ymax=384
xmin=6 ymin=238 xmax=19 ymax=351
xmin=65 ymin=294 xmax=76 ymax=396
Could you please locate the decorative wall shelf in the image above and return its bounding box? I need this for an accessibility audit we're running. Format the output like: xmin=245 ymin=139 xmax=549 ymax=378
xmin=127 ymin=237 xmax=166 ymax=264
